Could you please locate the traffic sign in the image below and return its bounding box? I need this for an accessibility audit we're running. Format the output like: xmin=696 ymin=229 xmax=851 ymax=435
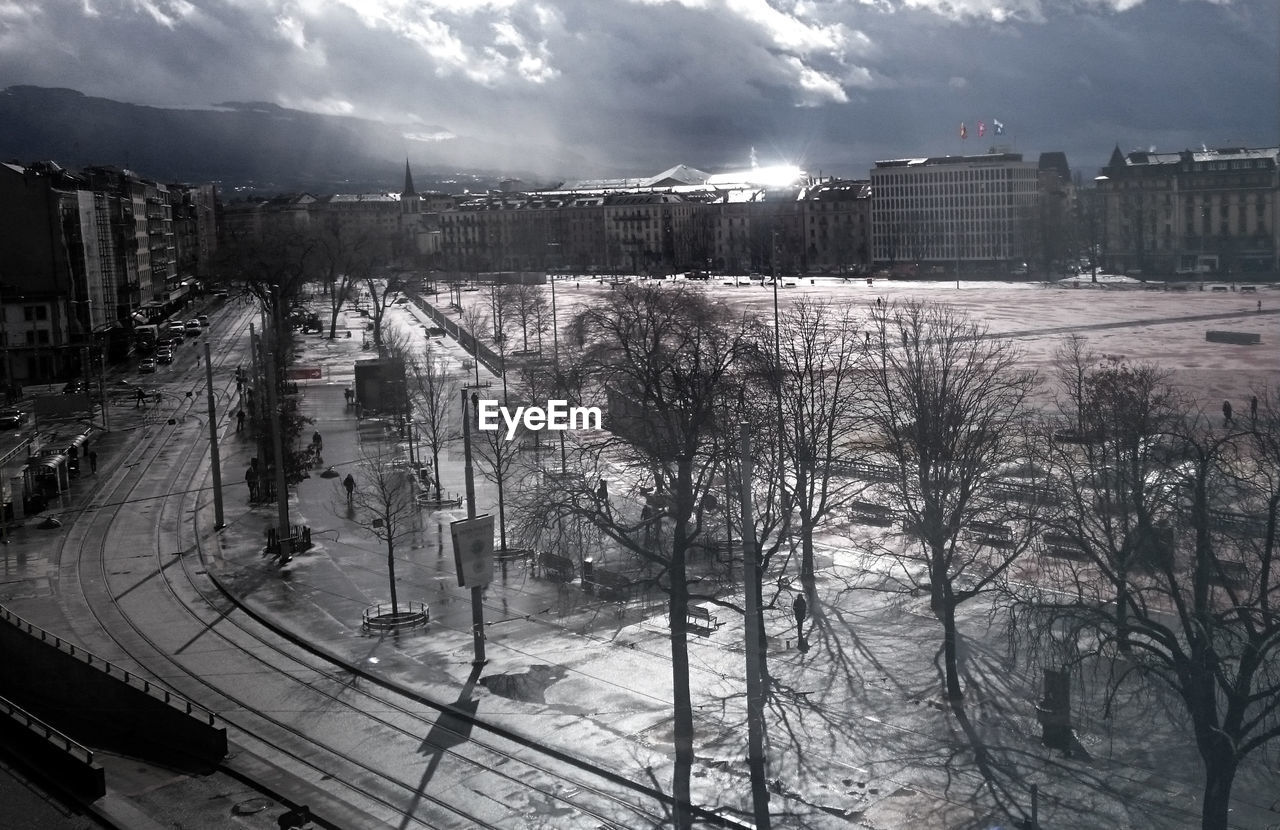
xmin=450 ymin=514 xmax=494 ymax=587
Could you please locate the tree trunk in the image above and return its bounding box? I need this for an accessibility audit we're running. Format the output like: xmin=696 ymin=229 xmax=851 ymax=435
xmin=1199 ymin=751 xmax=1237 ymax=830
xmin=670 ymin=462 xmax=696 ymax=830
xmin=799 ymin=509 xmax=817 ymax=601
xmin=670 ymin=546 xmax=695 ymax=829
xmin=431 ymin=447 xmax=443 ymax=501
xmin=386 ymin=534 xmax=399 ymax=615
xmin=940 ymin=595 xmax=964 ymax=701
xmin=1115 ymin=572 xmax=1131 ymax=653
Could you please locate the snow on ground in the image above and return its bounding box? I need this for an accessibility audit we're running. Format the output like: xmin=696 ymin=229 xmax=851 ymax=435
xmin=381 ymin=280 xmax=1280 ymax=828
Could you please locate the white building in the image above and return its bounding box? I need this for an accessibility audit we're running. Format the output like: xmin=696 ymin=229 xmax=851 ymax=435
xmin=870 ymin=152 xmax=1041 ymax=273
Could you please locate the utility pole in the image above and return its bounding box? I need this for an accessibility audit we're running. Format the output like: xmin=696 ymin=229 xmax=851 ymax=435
xmin=203 ymin=341 xmax=224 ymax=528
xmin=264 ymin=340 xmax=290 ymax=555
xmin=737 ymin=424 xmax=771 ymax=829
xmin=461 ymin=390 xmax=486 ymax=664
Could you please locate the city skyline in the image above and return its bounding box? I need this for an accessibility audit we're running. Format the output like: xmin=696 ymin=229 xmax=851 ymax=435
xmin=0 ymin=0 xmax=1276 ymax=181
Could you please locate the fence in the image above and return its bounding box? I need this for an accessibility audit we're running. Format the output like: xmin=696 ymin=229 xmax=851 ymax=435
xmin=418 ymin=299 xmax=506 ymax=377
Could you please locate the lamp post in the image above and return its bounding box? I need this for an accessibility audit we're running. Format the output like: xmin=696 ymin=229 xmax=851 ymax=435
xmin=1093 ymin=175 xmax=1108 ymax=282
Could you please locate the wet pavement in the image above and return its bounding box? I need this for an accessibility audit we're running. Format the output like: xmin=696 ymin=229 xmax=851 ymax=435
xmin=4 ymin=284 xmax=1280 ymax=828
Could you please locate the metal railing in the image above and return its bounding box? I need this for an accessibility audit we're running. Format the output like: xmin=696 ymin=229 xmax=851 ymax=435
xmin=0 ymin=604 xmax=218 ymax=727
xmin=0 ymin=695 xmax=95 ymax=765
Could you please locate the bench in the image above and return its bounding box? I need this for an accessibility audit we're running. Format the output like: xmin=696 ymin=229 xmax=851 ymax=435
xmin=584 ymin=567 xmax=633 ymax=602
xmin=1212 ymin=560 xmax=1250 ymax=587
xmin=831 ymin=461 xmax=896 ymax=483
xmin=1206 ymin=330 xmax=1261 ymax=345
xmin=966 ymin=520 xmax=1012 ymax=546
xmin=1240 ymin=285 xmax=1257 ymax=293
xmin=538 ymin=551 xmax=575 ymax=582
xmin=993 ymin=481 xmax=1053 ymax=505
xmin=1042 ymin=532 xmax=1088 ymax=561
xmin=847 ymin=500 xmax=895 ymax=526
xmin=683 ymin=604 xmax=722 ymax=635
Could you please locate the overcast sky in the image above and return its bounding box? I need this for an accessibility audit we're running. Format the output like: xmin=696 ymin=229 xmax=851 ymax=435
xmin=1 ymin=0 xmax=1276 ymax=180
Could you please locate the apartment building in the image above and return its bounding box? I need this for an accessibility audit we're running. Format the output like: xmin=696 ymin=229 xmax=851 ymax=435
xmin=0 ymin=161 xmax=211 ymax=382
xmin=1096 ymin=146 xmax=1279 ymax=276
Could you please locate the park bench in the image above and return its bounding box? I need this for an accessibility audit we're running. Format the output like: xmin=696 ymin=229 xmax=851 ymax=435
xmin=681 ymin=604 xmax=722 ymax=635
xmin=847 ymin=500 xmax=895 ymax=526
xmin=966 ymin=520 xmax=1012 ymax=546
xmin=1211 ymin=559 xmax=1250 ymax=587
xmin=1041 ymin=532 xmax=1089 ymax=561
xmin=831 ymin=460 xmax=896 ymax=483
xmin=1240 ymin=285 xmax=1257 ymax=293
xmin=538 ymin=551 xmax=575 ymax=582
xmin=584 ymin=566 xmax=633 ymax=602
xmin=993 ymin=481 xmax=1053 ymax=505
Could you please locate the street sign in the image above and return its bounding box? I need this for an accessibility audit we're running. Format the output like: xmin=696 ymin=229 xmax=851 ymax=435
xmin=450 ymin=514 xmax=494 ymax=588
xmin=285 ymin=367 xmax=322 ymax=380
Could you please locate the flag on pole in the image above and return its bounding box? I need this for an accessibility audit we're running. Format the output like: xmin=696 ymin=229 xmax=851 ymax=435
xmin=977 ymin=120 xmax=986 ymax=137
xmin=993 ymin=119 xmax=1005 ymax=135
xmin=959 ymin=122 xmax=967 ymax=139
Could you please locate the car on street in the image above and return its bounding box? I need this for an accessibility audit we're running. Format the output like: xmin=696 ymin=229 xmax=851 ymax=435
xmin=185 ymin=320 xmax=202 ymax=333
xmin=62 ymin=379 xmax=85 ymax=394
xmin=156 ymin=348 xmax=173 ymax=364
xmin=197 ymin=314 xmax=209 ymax=327
xmin=138 ymin=359 xmax=157 ymax=374
xmin=0 ymin=408 xmax=25 ymax=429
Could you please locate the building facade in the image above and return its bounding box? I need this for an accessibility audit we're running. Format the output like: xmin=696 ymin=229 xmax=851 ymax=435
xmin=1097 ymin=146 xmax=1279 ymax=277
xmin=0 ymin=161 xmax=214 ymax=383
xmin=869 ymin=152 xmax=1042 ymax=274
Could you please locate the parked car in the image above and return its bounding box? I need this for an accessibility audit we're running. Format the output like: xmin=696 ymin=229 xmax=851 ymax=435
xmin=197 ymin=314 xmax=209 ymax=327
xmin=185 ymin=320 xmax=202 ymax=333
xmin=0 ymin=408 xmax=24 ymax=429
xmin=138 ymin=359 xmax=157 ymax=374
xmin=156 ymin=348 xmax=174 ymax=364
xmin=62 ymin=379 xmax=85 ymax=394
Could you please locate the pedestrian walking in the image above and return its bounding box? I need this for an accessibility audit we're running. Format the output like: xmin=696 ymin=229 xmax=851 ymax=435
xmin=236 ymin=378 xmax=243 ymax=394
xmin=88 ymin=450 xmax=97 ymax=474
xmin=1258 ymin=300 xmax=1263 ymax=312
xmin=135 ymin=387 xmax=144 ymax=408
xmin=344 ymin=387 xmax=353 ymax=406
xmin=245 ymin=466 xmax=259 ymax=501
xmin=793 ymin=593 xmax=809 ymax=653
xmin=236 ymin=409 xmax=245 ymax=432
xmin=312 ymin=430 xmax=322 ymax=449
xmin=343 ymin=473 xmax=355 ymax=504
xmin=1223 ymin=400 xmax=1233 ymax=426
xmin=1250 ymin=395 xmax=1259 ymax=424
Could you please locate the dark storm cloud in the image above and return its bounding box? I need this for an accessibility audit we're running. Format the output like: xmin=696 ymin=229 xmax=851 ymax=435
xmin=0 ymin=0 xmax=1274 ymax=179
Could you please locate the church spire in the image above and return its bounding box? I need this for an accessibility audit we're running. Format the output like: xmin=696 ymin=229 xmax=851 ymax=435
xmin=401 ymin=158 xmax=416 ymax=198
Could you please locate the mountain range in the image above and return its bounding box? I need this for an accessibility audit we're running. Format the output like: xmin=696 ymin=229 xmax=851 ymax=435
xmin=0 ymin=85 xmax=589 ymax=195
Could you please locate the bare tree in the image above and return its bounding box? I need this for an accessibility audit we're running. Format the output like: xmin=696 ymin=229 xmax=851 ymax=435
xmin=1043 ymin=343 xmax=1185 ymax=649
xmin=1029 ymin=384 xmax=1280 ymax=830
xmin=520 ymin=283 xmax=751 ymax=828
xmin=406 ymin=345 xmax=461 ymax=502
xmin=863 ymin=300 xmax=1040 ymax=702
xmin=345 ymin=445 xmax=419 ymax=616
xmin=312 ymin=222 xmax=385 ymax=339
xmin=499 ymin=283 xmax=550 ymax=353
xmin=363 ymin=273 xmax=407 ymax=353
xmin=756 ymin=298 xmax=867 ymax=597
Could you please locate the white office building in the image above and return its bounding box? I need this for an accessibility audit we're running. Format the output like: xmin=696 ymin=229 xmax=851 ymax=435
xmin=870 ymin=152 xmax=1041 ymax=273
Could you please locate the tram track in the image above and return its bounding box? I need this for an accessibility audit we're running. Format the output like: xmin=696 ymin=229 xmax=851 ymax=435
xmin=58 ymin=307 xmax=694 ymax=829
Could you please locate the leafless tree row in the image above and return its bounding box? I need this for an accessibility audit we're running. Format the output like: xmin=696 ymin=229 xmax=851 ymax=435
xmin=475 ymin=283 xmax=1279 ymax=830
